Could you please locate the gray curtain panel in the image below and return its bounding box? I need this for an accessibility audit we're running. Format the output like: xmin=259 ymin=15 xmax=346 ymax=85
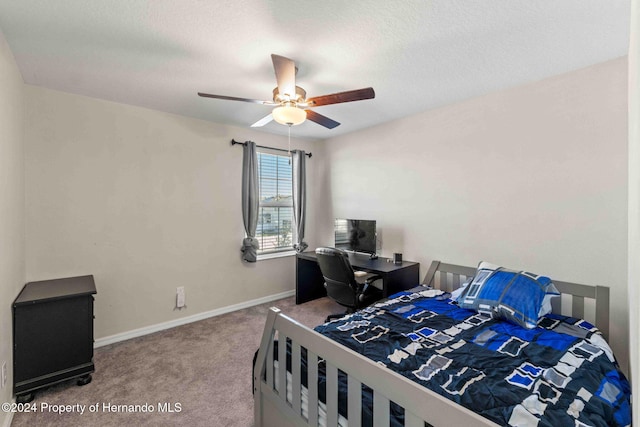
xmin=292 ymin=150 xmax=308 ymax=252
xmin=241 ymin=141 xmax=260 ymax=262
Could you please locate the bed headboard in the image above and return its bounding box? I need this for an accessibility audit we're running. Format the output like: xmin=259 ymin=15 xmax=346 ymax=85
xmin=421 ymin=260 xmax=610 ymax=340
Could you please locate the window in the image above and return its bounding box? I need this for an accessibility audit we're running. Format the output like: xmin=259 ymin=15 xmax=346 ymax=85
xmin=256 ymin=150 xmax=294 ymax=255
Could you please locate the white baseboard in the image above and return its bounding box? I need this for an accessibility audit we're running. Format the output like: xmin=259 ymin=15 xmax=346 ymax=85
xmin=94 ymin=289 xmax=296 ymax=348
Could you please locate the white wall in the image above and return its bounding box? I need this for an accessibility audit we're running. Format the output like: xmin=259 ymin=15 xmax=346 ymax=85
xmin=318 ymin=58 xmax=629 ymax=372
xmin=627 ymin=1 xmax=639 ymax=424
xmin=24 ymin=86 xmax=321 ymax=339
xmin=0 ymin=26 xmax=25 ymax=426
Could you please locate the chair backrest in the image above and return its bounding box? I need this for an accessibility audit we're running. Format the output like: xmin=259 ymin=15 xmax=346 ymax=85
xmin=315 ymin=247 xmax=358 ymax=308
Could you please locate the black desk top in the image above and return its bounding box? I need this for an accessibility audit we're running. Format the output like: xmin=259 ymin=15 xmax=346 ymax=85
xmin=14 ymin=275 xmax=97 ymax=305
xmin=297 ymin=251 xmax=418 ymax=273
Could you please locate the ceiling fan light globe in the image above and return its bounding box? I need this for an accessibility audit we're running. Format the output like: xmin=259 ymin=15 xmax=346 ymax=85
xmin=272 ymin=105 xmax=306 ymax=126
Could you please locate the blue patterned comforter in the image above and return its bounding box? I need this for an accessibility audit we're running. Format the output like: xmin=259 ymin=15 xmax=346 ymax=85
xmin=313 ymin=289 xmax=631 ymax=427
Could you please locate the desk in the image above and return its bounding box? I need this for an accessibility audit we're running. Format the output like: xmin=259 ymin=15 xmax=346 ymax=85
xmin=296 ymin=252 xmax=420 ymax=304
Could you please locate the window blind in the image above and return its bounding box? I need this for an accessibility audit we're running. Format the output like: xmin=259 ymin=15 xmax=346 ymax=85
xmin=256 ymin=151 xmax=294 ymax=253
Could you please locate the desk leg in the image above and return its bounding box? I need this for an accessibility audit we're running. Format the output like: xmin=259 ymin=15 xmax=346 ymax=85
xmin=296 ymin=257 xmax=327 ymax=304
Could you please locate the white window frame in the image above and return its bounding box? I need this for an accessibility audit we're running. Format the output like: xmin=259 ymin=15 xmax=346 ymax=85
xmin=255 ymin=148 xmax=296 ymax=260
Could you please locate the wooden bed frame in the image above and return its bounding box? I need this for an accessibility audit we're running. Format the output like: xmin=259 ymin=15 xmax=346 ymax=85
xmin=253 ymin=260 xmax=611 ymax=427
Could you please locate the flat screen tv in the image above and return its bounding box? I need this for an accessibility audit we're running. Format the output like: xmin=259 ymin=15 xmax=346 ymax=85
xmin=334 ymin=219 xmax=377 ymax=255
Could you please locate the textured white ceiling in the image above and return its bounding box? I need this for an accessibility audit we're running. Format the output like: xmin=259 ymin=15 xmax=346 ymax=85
xmin=0 ymin=0 xmax=630 ymax=140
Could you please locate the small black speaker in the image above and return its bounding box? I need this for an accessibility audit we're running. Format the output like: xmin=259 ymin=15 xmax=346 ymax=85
xmin=393 ymin=253 xmax=402 ymax=264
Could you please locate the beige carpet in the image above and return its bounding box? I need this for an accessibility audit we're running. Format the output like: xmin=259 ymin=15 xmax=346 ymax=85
xmin=10 ymin=295 xmax=342 ymax=427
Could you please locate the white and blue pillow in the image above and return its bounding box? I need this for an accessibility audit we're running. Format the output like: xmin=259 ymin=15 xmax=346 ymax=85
xmin=457 ymin=261 xmax=560 ymax=329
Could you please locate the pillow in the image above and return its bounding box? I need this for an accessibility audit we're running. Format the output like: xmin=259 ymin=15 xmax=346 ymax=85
xmin=450 ymin=280 xmax=470 ymax=302
xmin=457 ymin=261 xmax=559 ymax=329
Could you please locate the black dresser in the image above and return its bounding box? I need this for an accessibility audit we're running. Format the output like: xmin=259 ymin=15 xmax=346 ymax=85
xmin=13 ymin=275 xmax=96 ymax=402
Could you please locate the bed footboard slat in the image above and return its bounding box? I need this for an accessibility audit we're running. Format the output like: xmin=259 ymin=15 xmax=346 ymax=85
xmin=307 ymin=349 xmax=319 ymax=425
xmin=291 ymin=341 xmax=302 ymax=416
xmin=373 ymin=391 xmax=390 ymax=427
xmin=278 ymin=334 xmax=287 ymax=401
xmin=452 ymin=273 xmax=461 ymax=293
xmin=348 ymin=374 xmax=362 ymax=426
xmin=550 ymin=295 xmax=561 ymax=316
xmin=595 ymin=286 xmax=610 ymax=341
xmin=438 ymin=272 xmax=449 ymax=292
xmin=326 ymin=363 xmax=339 ymax=427
xmin=572 ymin=295 xmax=585 ymax=319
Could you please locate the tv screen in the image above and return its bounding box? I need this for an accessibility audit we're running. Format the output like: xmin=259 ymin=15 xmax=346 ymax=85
xmin=334 ymin=219 xmax=377 ymax=254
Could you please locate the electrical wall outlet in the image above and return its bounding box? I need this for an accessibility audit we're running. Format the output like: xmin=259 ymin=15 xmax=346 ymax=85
xmin=176 ymin=286 xmax=186 ymax=309
xmin=1 ymin=361 xmax=6 ymax=389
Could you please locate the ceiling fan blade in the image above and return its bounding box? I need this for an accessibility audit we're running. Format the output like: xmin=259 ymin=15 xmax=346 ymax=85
xmin=271 ymin=54 xmax=297 ymax=100
xmin=305 ymin=110 xmax=340 ymax=129
xmin=197 ymin=92 xmax=275 ymax=105
xmin=307 ymin=87 xmax=375 ymax=107
xmin=250 ymin=114 xmax=274 ymax=128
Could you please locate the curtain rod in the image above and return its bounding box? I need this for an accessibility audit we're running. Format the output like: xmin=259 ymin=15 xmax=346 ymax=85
xmin=231 ymin=139 xmax=312 ymax=158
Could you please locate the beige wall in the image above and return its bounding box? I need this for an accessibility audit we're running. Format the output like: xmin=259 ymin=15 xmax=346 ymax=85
xmin=318 ymin=58 xmax=630 ymax=372
xmin=0 ymin=26 xmax=25 ymax=424
xmin=23 ymin=86 xmax=321 ymax=339
xmin=627 ymin=0 xmax=639 ymax=424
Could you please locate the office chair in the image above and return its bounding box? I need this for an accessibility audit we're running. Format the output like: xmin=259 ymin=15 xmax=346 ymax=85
xmin=315 ymin=247 xmax=383 ymax=322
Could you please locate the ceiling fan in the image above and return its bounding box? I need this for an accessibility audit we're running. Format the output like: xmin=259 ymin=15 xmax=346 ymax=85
xmin=198 ymin=54 xmax=375 ymax=129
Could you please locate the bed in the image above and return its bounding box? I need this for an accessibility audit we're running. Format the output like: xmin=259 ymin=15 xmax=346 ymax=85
xmin=253 ymin=260 xmax=630 ymax=426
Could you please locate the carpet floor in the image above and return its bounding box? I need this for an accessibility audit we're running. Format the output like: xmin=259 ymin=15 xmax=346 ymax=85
xmin=10 ymin=295 xmax=342 ymax=427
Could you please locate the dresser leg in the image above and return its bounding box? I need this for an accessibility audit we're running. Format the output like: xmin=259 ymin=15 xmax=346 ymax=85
xmin=76 ymin=374 xmax=92 ymax=386
xmin=16 ymin=392 xmax=34 ymax=403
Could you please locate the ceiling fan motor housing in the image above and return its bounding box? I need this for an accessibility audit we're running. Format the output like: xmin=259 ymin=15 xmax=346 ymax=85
xmin=273 ymin=86 xmax=307 ymax=105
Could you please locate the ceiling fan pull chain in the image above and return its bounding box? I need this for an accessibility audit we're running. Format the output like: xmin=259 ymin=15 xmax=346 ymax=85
xmin=288 ymin=125 xmax=292 ymax=164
